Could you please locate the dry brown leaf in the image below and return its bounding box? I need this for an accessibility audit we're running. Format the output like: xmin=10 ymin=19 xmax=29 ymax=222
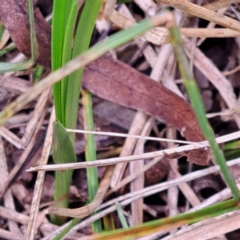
xmin=83 ymin=55 xmax=210 ymax=165
xmin=0 ymin=0 xmax=51 ymax=67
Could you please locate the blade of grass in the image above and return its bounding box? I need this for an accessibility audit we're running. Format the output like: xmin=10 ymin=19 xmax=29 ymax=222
xmin=52 ymin=0 xmax=71 ymax=121
xmin=0 ymin=60 xmax=33 ymax=73
xmin=51 ymin=0 xmax=80 ymax=225
xmin=82 ymin=89 xmax=101 ymax=232
xmin=51 ymin=121 xmax=77 ymax=225
xmin=27 ymin=0 xmax=39 ymax=62
xmin=52 ymin=0 xmax=102 ymax=229
xmin=51 ymin=0 xmax=76 ymax=225
xmin=0 ymin=21 xmax=4 ymax=39
xmin=80 ymin=199 xmax=238 ymax=240
xmin=116 ymin=202 xmax=129 ymax=229
xmin=33 ymin=65 xmax=44 ymax=83
xmin=64 ymin=0 xmax=102 ymax=138
xmin=0 ymin=44 xmax=15 ymax=57
xmin=59 ymin=0 xmax=80 ymax=124
xmin=53 ymin=218 xmax=79 ymax=240
xmin=74 ymin=1 xmax=102 ymax=232
xmin=168 ymin=20 xmax=240 ymax=200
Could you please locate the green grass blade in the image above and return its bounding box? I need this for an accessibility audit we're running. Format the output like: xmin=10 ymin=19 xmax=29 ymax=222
xmin=0 ymin=21 xmax=4 ymax=38
xmin=88 ymin=199 xmax=238 ymax=239
xmin=33 ymin=65 xmax=44 ymax=84
xmin=51 ymin=0 xmax=102 ymax=229
xmin=72 ymin=1 xmax=102 ymax=232
xmin=27 ymin=0 xmax=39 ymax=62
xmin=0 ymin=60 xmax=33 ymax=73
xmin=0 ymin=44 xmax=15 ymax=57
xmin=116 ymin=202 xmax=129 ymax=229
xmin=52 ymin=0 xmax=70 ymax=121
xmin=117 ymin=0 xmax=132 ymax=3
xmin=53 ymin=218 xmax=80 ymax=240
xmin=82 ymin=89 xmax=101 ymax=232
xmin=169 ymin=26 xmax=240 ymax=200
xmin=56 ymin=0 xmax=102 ymax=231
xmin=51 ymin=0 xmax=77 ymax=225
xmin=60 ymin=1 xmax=79 ymax=124
xmin=51 ymin=121 xmax=77 ymax=225
xmin=64 ymin=0 xmax=102 ymax=135
xmin=82 ymin=90 xmax=98 ymax=200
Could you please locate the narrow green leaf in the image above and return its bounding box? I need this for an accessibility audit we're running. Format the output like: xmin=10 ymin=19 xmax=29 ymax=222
xmin=53 ymin=218 xmax=79 ymax=240
xmin=0 ymin=60 xmax=33 ymax=73
xmin=64 ymin=0 xmax=102 ymax=137
xmin=33 ymin=65 xmax=44 ymax=84
xmin=60 ymin=1 xmax=80 ymax=123
xmin=117 ymin=0 xmax=132 ymax=3
xmin=0 ymin=21 xmax=4 ymax=39
xmin=72 ymin=1 xmax=102 ymax=232
xmin=27 ymin=0 xmax=39 ymax=62
xmin=52 ymin=0 xmax=71 ymax=122
xmin=82 ymin=89 xmax=101 ymax=232
xmin=169 ymin=25 xmax=240 ymax=200
xmin=89 ymin=199 xmax=238 ymax=239
xmin=51 ymin=0 xmax=77 ymax=224
xmin=116 ymin=202 xmax=129 ymax=229
xmin=51 ymin=121 xmax=77 ymax=225
xmin=0 ymin=44 xmax=15 ymax=57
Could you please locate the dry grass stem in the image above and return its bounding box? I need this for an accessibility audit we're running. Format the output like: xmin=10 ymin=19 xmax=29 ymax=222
xmin=203 ymin=0 xmax=240 ymax=11
xmin=0 ymin=228 xmax=22 ymax=240
xmin=134 ymin=0 xmax=157 ymax=16
xmin=110 ymin=112 xmax=148 ymax=187
xmin=28 ymin=130 xmax=240 ymax=172
xmin=21 ymin=88 xmax=51 ymax=147
xmin=26 ymin=108 xmax=55 ymax=240
xmin=0 ymin=136 xmax=23 ymax=236
xmin=0 ymin=30 xmax=10 ymax=49
xmin=106 ymin=156 xmax=163 ymax=196
xmin=0 ymin=126 xmax=22 ymax=149
xmin=184 ymin=38 xmax=240 ymax=128
xmin=159 ymin=0 xmax=240 ymax=32
xmin=167 ymin=129 xmax=179 ymax=222
xmin=161 ymin=209 xmax=240 ymax=240
xmin=223 ymin=64 xmax=240 ymax=76
xmin=197 ymin=7 xmax=228 ymax=46
xmin=0 ymin=106 xmax=47 ymax=198
xmin=49 ymin=165 xmax=114 ymax=218
xmin=0 ymin=206 xmax=67 ymax=236
xmin=119 ymin=4 xmax=157 ymax=67
xmin=111 ymin=10 xmax=240 ymax=46
xmin=42 ymin=157 xmax=240 ymax=239
xmin=130 ymin=117 xmax=153 ymax=225
xmin=1 ymin=75 xmax=32 ymax=94
xmin=67 ymin=127 xmax=200 ymax=144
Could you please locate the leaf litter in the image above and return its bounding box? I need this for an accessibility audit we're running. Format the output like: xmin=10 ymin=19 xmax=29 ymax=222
xmin=1 ymin=0 xmax=240 ymax=239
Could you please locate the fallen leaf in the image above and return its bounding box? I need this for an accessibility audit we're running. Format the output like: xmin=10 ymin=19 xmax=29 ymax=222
xmin=0 ymin=0 xmax=51 ymax=67
xmin=83 ymin=55 xmax=210 ymax=165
